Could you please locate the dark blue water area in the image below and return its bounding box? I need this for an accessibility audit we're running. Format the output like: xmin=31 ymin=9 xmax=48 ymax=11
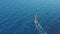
xmin=0 ymin=0 xmax=60 ymax=34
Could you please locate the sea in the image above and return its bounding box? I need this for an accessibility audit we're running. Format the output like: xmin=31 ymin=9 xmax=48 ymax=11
xmin=0 ymin=0 xmax=60 ymax=34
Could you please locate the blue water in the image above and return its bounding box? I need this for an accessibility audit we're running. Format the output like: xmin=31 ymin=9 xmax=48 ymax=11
xmin=0 ymin=0 xmax=60 ymax=34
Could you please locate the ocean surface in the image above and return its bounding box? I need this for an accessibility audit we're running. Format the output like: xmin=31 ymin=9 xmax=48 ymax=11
xmin=0 ymin=0 xmax=60 ymax=34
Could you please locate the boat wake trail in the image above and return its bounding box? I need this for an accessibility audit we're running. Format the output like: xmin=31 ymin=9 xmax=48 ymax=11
xmin=34 ymin=14 xmax=47 ymax=34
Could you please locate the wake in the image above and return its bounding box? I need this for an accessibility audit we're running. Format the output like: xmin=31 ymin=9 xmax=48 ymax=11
xmin=34 ymin=14 xmax=47 ymax=34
